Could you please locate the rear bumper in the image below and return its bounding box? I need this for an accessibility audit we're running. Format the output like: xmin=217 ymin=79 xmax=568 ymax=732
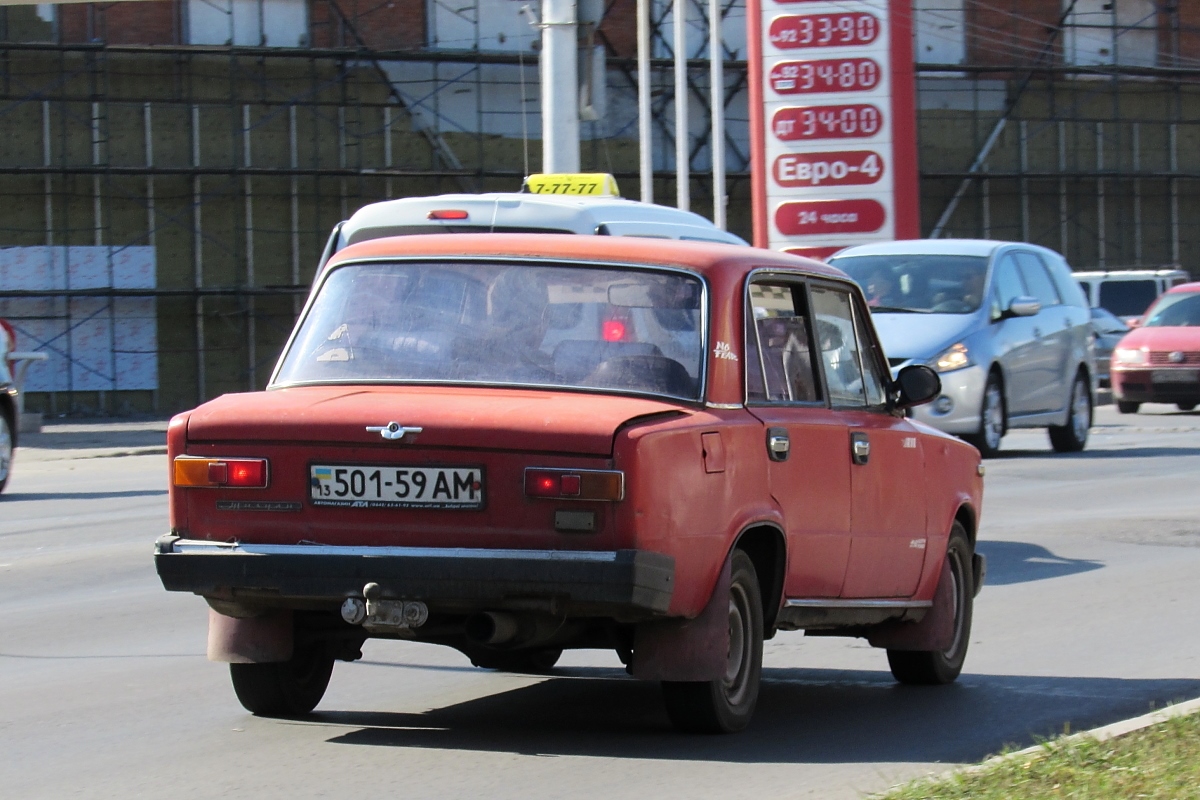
xmin=154 ymin=535 xmax=675 ymax=618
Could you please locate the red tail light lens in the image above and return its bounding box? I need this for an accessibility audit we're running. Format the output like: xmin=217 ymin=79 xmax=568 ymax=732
xmin=428 ymin=209 xmax=469 ymax=220
xmin=174 ymin=457 xmax=269 ymax=489
xmin=524 ymin=469 xmax=623 ymax=501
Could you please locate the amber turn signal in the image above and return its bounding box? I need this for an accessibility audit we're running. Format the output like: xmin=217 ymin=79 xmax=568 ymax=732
xmin=174 ymin=456 xmax=269 ymax=489
xmin=524 ymin=468 xmax=623 ymax=501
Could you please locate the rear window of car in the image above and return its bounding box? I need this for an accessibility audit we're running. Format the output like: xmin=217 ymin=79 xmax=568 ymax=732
xmin=273 ymin=260 xmax=705 ymax=401
xmin=1099 ymin=280 xmax=1159 ymax=318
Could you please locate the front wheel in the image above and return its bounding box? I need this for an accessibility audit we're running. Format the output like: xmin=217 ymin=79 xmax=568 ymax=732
xmin=662 ymin=550 xmax=763 ymax=734
xmin=1048 ymin=372 xmax=1091 ymax=453
xmin=1178 ymin=403 xmax=1196 ymax=412
xmin=1117 ymin=400 xmax=1140 ymax=414
xmin=229 ymin=643 xmax=335 ymax=717
xmin=965 ymin=373 xmax=1005 ymax=458
xmin=887 ymin=524 xmax=974 ymax=686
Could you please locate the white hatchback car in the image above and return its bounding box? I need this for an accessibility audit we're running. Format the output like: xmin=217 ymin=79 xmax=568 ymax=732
xmin=317 ymin=174 xmax=746 ymax=276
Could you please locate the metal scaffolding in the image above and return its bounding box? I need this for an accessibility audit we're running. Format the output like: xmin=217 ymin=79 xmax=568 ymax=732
xmin=0 ymin=0 xmax=1198 ymax=415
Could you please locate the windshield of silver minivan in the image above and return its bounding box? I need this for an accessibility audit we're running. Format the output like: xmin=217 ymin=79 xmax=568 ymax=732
xmin=831 ymin=254 xmax=990 ymax=315
xmin=273 ymin=261 xmax=704 ymax=400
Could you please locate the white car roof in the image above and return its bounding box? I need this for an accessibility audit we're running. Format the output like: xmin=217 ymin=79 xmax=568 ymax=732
xmin=830 ymin=238 xmax=1015 ymax=259
xmin=339 ymin=192 xmax=747 ymax=247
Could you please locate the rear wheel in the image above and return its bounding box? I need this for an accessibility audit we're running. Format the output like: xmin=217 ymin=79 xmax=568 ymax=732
xmin=0 ymin=409 xmax=13 ymax=495
xmin=1117 ymin=400 xmax=1140 ymax=414
xmin=1049 ymin=372 xmax=1091 ymax=453
xmin=887 ymin=524 xmax=974 ymax=686
xmin=966 ymin=373 xmax=1005 ymax=458
xmin=1178 ymin=403 xmax=1196 ymax=412
xmin=662 ymin=551 xmax=763 ymax=734
xmin=229 ymin=643 xmax=335 ymax=717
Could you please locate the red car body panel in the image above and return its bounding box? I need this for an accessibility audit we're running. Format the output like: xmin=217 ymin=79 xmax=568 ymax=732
xmin=1112 ymin=283 xmax=1200 ymax=405
xmin=160 ymin=233 xmax=982 ymax=627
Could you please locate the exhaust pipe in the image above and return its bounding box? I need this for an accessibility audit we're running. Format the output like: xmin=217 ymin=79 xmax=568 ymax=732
xmin=465 ymin=611 xmax=522 ymax=646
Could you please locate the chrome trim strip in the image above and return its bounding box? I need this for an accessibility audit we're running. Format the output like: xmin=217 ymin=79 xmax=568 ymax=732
xmin=784 ymin=598 xmax=932 ymax=609
xmin=705 ymin=402 xmax=743 ymax=409
xmin=169 ymin=540 xmax=619 ymax=562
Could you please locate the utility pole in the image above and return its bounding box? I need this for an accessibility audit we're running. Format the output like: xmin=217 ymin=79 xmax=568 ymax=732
xmin=541 ymin=0 xmax=581 ymax=173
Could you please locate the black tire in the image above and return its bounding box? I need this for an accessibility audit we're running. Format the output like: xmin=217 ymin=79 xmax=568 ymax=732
xmin=965 ymin=372 xmax=1005 ymax=458
xmin=1177 ymin=403 xmax=1196 ymax=412
xmin=0 ymin=408 xmax=13 ymax=495
xmin=1117 ymin=400 xmax=1140 ymax=414
xmin=1049 ymin=372 xmax=1091 ymax=453
xmin=229 ymin=644 xmax=335 ymax=717
xmin=662 ymin=551 xmax=763 ymax=734
xmin=469 ymin=647 xmax=563 ymax=674
xmin=887 ymin=524 xmax=974 ymax=686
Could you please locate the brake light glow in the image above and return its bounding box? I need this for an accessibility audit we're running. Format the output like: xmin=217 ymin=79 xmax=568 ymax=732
xmin=428 ymin=209 xmax=469 ymax=220
xmin=174 ymin=456 xmax=269 ymax=488
xmin=524 ymin=468 xmax=623 ymax=501
xmin=602 ymin=320 xmax=626 ymax=342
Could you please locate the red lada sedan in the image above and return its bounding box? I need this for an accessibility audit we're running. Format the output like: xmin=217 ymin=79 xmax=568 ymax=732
xmin=155 ymin=235 xmax=985 ymax=733
xmin=1112 ymin=282 xmax=1200 ymax=413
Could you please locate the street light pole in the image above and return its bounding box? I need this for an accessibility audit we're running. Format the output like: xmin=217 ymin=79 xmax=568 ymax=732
xmin=541 ymin=0 xmax=581 ymax=173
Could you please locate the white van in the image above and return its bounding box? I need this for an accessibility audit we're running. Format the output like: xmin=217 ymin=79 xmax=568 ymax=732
xmin=317 ymin=173 xmax=746 ymax=274
xmin=1074 ymin=268 xmax=1190 ymax=322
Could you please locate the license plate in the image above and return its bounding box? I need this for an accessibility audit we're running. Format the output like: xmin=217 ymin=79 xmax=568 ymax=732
xmin=1152 ymin=369 xmax=1198 ymax=384
xmin=310 ymin=465 xmax=484 ymax=509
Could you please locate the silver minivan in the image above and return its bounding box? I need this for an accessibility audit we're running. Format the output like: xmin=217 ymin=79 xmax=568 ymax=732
xmin=829 ymin=240 xmax=1094 ymax=457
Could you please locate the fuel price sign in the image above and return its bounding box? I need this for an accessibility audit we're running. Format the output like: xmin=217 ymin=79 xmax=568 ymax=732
xmin=748 ymin=0 xmax=919 ymax=253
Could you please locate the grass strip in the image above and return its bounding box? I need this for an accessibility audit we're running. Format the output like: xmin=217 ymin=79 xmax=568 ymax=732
xmin=874 ymin=709 xmax=1200 ymax=800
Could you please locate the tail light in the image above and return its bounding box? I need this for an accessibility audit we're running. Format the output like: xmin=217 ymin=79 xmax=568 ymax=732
xmin=524 ymin=468 xmax=624 ymax=501
xmin=601 ymin=307 xmax=634 ymax=342
xmin=174 ymin=456 xmax=269 ymax=488
xmin=428 ymin=209 xmax=469 ymax=220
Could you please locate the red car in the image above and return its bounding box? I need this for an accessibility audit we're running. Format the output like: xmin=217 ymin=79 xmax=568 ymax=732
xmin=155 ymin=235 xmax=984 ymax=733
xmin=1111 ymin=282 xmax=1200 ymax=413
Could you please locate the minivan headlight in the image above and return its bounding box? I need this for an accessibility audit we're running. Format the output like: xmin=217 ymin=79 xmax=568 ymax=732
xmin=932 ymin=342 xmax=972 ymax=373
xmin=1112 ymin=347 xmax=1148 ymax=366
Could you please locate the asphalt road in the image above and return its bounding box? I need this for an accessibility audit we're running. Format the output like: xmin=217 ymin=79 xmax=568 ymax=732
xmin=2 ymin=405 xmax=1199 ymax=799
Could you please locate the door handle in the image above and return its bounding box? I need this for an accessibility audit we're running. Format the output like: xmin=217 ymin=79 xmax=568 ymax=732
xmin=851 ymin=431 xmax=870 ymax=465
xmin=1033 ymin=327 xmax=1042 ymax=338
xmin=766 ymin=427 xmax=790 ymax=462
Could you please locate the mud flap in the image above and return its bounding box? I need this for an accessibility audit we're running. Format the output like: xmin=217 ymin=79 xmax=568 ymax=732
xmin=866 ymin=558 xmax=955 ymax=652
xmin=630 ymin=554 xmax=730 ymax=682
xmin=207 ymin=608 xmax=294 ymax=663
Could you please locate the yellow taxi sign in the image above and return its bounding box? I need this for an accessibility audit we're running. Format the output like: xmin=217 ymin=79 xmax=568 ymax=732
xmin=523 ymin=173 xmax=620 ymax=197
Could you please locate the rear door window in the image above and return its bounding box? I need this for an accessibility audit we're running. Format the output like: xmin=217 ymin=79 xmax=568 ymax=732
xmin=746 ymin=281 xmax=821 ymax=404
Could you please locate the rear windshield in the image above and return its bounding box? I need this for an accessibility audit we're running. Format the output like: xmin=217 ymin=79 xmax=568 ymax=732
xmin=273 ymin=261 xmax=705 ymax=401
xmin=1143 ymin=292 xmax=1200 ymax=327
xmin=829 ymin=254 xmax=989 ymax=314
xmin=1098 ymin=280 xmax=1158 ymax=318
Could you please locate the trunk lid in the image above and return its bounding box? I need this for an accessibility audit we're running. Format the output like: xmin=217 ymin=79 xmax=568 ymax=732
xmin=187 ymin=385 xmax=688 ymax=455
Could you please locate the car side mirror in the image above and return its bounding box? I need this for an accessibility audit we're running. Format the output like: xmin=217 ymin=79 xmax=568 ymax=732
xmin=891 ymin=364 xmax=941 ymax=410
xmin=1006 ymin=296 xmax=1041 ymax=318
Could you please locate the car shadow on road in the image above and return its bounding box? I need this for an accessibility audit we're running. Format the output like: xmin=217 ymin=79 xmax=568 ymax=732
xmin=0 ymin=489 xmax=167 ymax=501
xmin=976 ymin=541 xmax=1104 ymax=586
xmin=315 ymin=668 xmax=1200 ymax=765
xmin=994 ymin=445 xmax=1200 ymax=459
